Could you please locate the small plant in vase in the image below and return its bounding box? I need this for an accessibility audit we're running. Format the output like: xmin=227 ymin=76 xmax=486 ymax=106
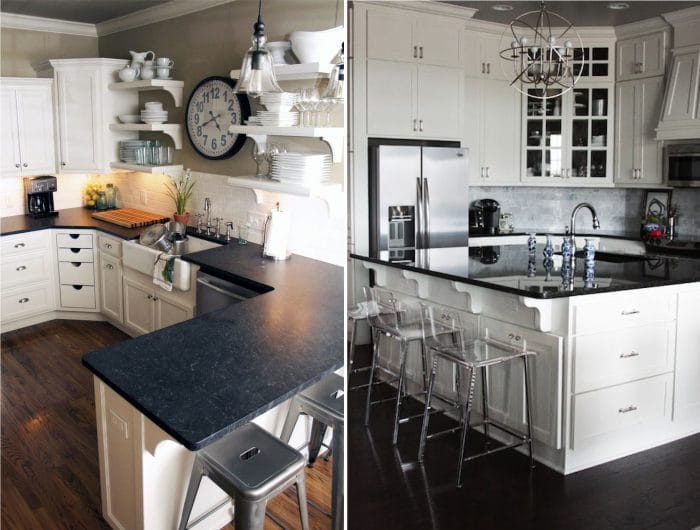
xmin=166 ymin=168 xmax=195 ymax=226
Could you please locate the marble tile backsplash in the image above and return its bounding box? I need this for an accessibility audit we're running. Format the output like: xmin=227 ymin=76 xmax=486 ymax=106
xmin=472 ymin=187 xmax=699 ymax=238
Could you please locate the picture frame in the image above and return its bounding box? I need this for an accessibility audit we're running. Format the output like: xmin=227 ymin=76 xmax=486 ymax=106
xmin=642 ymin=189 xmax=673 ymax=223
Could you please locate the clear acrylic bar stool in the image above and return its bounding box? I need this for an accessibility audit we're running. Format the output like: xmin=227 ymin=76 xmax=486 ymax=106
xmin=364 ymin=286 xmax=429 ymax=444
xmin=279 ymin=373 xmax=344 ymax=530
xmin=178 ymin=422 xmax=309 ymax=530
xmin=417 ymin=303 xmax=536 ymax=488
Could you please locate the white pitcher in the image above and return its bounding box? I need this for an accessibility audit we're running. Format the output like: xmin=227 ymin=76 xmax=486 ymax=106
xmin=129 ymin=50 xmax=155 ymax=65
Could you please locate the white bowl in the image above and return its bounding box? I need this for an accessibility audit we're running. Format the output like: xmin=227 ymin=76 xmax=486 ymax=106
xmin=267 ymin=41 xmax=292 ymax=64
xmin=144 ymin=101 xmax=163 ymax=110
xmin=119 ymin=114 xmax=141 ymax=123
xmin=290 ymin=26 xmax=343 ymax=64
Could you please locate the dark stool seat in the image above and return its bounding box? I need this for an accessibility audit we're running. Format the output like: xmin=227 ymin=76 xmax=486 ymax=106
xmin=178 ymin=422 xmax=309 ymax=530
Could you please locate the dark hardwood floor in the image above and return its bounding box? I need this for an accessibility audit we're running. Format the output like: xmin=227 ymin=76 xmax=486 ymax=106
xmin=1 ymin=320 xmax=333 ymax=530
xmin=348 ymin=345 xmax=700 ymax=530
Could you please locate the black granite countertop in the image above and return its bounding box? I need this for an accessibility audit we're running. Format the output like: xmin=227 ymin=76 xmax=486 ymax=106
xmin=0 ymin=207 xmax=143 ymax=239
xmin=1 ymin=209 xmax=343 ymax=451
xmin=352 ymin=244 xmax=700 ymax=299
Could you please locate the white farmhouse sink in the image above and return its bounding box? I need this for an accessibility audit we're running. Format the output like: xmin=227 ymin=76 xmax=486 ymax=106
xmin=122 ymin=236 xmax=221 ymax=291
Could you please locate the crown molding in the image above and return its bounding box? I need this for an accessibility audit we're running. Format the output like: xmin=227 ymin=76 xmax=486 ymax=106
xmin=363 ymin=1 xmax=477 ymax=20
xmin=0 ymin=12 xmax=97 ymax=37
xmin=96 ymin=0 xmax=238 ymax=36
xmin=662 ymin=5 xmax=700 ymax=26
xmin=615 ymin=16 xmax=670 ymax=39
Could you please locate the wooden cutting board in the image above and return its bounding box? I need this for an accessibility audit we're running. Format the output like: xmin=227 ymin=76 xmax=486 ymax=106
xmin=92 ymin=208 xmax=169 ymax=228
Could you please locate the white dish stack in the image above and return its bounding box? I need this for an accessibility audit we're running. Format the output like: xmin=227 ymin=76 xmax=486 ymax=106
xmin=247 ymin=92 xmax=299 ymax=126
xmin=141 ymin=101 xmax=168 ymax=124
xmin=270 ymin=153 xmax=331 ymax=186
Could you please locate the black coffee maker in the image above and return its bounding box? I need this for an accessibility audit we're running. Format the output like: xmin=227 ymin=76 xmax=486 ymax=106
xmin=469 ymin=199 xmax=500 ymax=235
xmin=24 ymin=176 xmax=58 ymax=218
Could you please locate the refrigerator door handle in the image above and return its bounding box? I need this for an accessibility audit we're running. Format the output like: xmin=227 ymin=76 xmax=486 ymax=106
xmin=423 ymin=178 xmax=431 ymax=248
xmin=416 ymin=177 xmax=423 ymax=247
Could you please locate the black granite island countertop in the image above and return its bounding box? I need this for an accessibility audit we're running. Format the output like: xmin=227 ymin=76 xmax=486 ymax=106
xmin=83 ymin=241 xmax=343 ymax=451
xmin=0 ymin=207 xmax=143 ymax=239
xmin=352 ymin=245 xmax=700 ymax=299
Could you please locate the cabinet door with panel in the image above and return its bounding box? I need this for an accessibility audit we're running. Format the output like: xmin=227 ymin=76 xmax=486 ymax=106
xmin=674 ymin=289 xmax=700 ymax=423
xmin=617 ymin=31 xmax=667 ymax=81
xmin=99 ymin=252 xmax=123 ymax=324
xmin=416 ymin=65 xmax=462 ymax=139
xmin=366 ymin=59 xmax=415 ymax=137
xmin=615 ymin=76 xmax=664 ymax=185
xmin=414 ymin=20 xmax=461 ymax=67
xmin=156 ymin=294 xmax=193 ymax=330
xmin=123 ymin=276 xmax=154 ymax=336
xmin=366 ymin=8 xmax=414 ymax=62
xmin=480 ymin=316 xmax=564 ymax=450
xmin=659 ymin=47 xmax=700 ymax=124
xmin=0 ymin=87 xmax=22 ymax=175
xmin=462 ymin=30 xmax=502 ymax=79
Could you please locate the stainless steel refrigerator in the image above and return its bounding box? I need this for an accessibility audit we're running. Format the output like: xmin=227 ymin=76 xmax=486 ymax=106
xmin=369 ymin=139 xmax=469 ymax=260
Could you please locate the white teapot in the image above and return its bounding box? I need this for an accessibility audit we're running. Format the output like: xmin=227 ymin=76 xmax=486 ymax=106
xmin=129 ymin=50 xmax=155 ymax=65
xmin=118 ymin=64 xmax=139 ymax=82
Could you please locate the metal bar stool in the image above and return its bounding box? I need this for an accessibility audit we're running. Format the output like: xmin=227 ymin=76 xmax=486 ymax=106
xmin=417 ymin=304 xmax=536 ymax=488
xmin=364 ymin=286 xmax=429 ymax=444
xmin=178 ymin=422 xmax=309 ymax=530
xmin=280 ymin=373 xmax=344 ymax=530
xmin=348 ymin=301 xmax=372 ymax=390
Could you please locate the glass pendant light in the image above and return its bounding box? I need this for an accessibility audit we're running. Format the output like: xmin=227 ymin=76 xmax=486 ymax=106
xmin=234 ymin=0 xmax=282 ymax=97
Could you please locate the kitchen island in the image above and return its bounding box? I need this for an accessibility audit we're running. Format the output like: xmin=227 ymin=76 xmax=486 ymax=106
xmin=351 ymin=239 xmax=700 ymax=475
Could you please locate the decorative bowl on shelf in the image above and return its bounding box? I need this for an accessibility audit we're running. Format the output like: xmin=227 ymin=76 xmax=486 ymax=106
xmin=118 ymin=114 xmax=141 ymax=123
xmin=290 ymin=26 xmax=343 ymax=64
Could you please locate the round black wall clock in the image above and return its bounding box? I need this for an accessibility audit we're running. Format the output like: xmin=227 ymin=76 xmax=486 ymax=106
xmin=185 ymin=76 xmax=251 ymax=160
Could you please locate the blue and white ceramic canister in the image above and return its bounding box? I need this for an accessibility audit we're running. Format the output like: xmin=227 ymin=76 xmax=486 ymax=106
xmin=561 ymin=236 xmax=572 ymax=259
xmin=527 ymin=254 xmax=536 ymax=277
xmin=584 ymin=238 xmax=596 ymax=264
xmin=527 ymin=233 xmax=537 ymax=253
xmin=543 ymin=234 xmax=554 ymax=258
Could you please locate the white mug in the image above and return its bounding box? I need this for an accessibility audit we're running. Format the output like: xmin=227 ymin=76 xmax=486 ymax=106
xmin=156 ymin=57 xmax=174 ymax=68
xmin=156 ymin=67 xmax=171 ymax=79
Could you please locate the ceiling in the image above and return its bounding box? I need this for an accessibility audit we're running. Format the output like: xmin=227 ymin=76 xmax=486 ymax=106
xmin=0 ymin=0 xmax=172 ymax=24
xmin=443 ymin=1 xmax=700 ymax=26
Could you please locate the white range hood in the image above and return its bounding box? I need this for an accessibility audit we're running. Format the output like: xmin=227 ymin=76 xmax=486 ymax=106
xmin=656 ymin=6 xmax=700 ymax=141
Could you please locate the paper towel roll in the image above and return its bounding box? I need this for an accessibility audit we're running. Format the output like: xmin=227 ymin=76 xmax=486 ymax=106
xmin=264 ymin=209 xmax=291 ymax=259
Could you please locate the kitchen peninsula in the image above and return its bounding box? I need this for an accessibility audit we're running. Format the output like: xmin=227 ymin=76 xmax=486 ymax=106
xmin=351 ymin=236 xmax=700 ymax=475
xmin=1 ymin=211 xmax=343 ymax=530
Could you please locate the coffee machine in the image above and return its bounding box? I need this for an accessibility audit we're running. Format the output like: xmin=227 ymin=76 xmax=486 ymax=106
xmin=469 ymin=199 xmax=500 ymax=235
xmin=24 ymin=176 xmax=58 ymax=218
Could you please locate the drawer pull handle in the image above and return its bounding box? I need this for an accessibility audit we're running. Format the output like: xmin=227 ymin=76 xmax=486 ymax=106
xmin=16 ymin=265 xmax=27 ymax=271
xmin=620 ymin=351 xmax=640 ymax=358
xmin=105 ymin=264 xmax=114 ymax=270
xmin=104 ymin=243 xmax=112 ymax=249
xmin=14 ymin=243 xmax=25 ymax=249
xmin=70 ymin=248 xmax=81 ymax=253
xmin=72 ymin=285 xmax=83 ymax=290
xmin=18 ymin=298 xmax=29 ymax=304
xmin=71 ymin=262 xmax=81 ymax=267
xmin=618 ymin=405 xmax=638 ymax=414
xmin=69 ymin=234 xmax=80 ymax=239
xmin=621 ymin=309 xmax=640 ymax=316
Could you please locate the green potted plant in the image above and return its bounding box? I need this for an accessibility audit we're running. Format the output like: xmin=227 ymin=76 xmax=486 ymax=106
xmin=165 ymin=168 xmax=195 ymax=226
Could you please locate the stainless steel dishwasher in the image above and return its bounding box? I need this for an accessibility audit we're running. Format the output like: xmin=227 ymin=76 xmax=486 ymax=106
xmin=195 ymin=271 xmax=261 ymax=316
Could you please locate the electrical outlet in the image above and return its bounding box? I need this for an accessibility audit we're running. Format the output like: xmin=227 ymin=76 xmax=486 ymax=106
xmin=139 ymin=190 xmax=148 ymax=205
xmin=247 ymin=211 xmax=267 ymax=230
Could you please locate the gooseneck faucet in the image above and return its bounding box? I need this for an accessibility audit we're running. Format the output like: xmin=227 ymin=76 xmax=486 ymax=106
xmin=569 ymin=202 xmax=601 ymax=246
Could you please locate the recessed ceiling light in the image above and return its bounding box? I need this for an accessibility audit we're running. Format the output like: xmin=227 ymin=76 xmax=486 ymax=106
xmin=608 ymin=2 xmax=630 ymax=10
xmin=491 ymin=4 xmax=513 ymax=12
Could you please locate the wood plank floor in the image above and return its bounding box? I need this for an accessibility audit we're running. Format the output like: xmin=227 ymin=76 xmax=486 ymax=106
xmin=348 ymin=345 xmax=700 ymax=530
xmin=1 ymin=319 xmax=333 ymax=530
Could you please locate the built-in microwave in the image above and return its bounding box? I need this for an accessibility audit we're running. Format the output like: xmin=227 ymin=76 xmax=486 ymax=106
xmin=665 ymin=142 xmax=700 ymax=187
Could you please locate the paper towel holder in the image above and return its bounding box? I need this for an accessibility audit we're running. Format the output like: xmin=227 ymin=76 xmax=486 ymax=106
xmin=262 ymin=202 xmax=292 ymax=260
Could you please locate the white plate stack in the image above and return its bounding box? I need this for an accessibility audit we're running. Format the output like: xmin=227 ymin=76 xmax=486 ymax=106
xmin=141 ymin=101 xmax=168 ymax=124
xmin=246 ymin=92 xmax=299 ymax=126
xmin=270 ymin=153 xmax=331 ymax=186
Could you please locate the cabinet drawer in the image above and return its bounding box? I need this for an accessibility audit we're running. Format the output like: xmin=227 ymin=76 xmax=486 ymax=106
xmin=56 ymin=232 xmax=93 ymax=249
xmin=98 ymin=234 xmax=122 ymax=258
xmin=1 ymin=230 xmax=50 ymax=256
xmin=572 ymin=374 xmax=672 ymax=449
xmin=58 ymin=261 xmax=95 ymax=286
xmin=57 ymin=247 xmax=94 ymax=262
xmin=572 ymin=290 xmax=675 ymax=335
xmin=573 ymin=323 xmax=674 ymax=393
xmin=59 ymin=284 xmax=96 ymax=309
xmin=1 ymin=282 xmax=54 ymax=321
xmin=1 ymin=251 xmax=53 ymax=289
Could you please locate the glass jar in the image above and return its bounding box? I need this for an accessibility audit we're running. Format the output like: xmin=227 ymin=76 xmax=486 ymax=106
xmin=105 ymin=184 xmax=116 ymax=209
xmin=95 ymin=191 xmax=107 ymax=210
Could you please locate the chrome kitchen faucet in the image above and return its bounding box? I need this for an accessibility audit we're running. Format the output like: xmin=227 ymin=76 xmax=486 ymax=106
xmin=569 ymin=202 xmax=600 ymax=247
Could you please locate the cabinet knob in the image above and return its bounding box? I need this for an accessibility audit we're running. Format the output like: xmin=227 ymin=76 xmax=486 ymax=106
xmin=15 ymin=163 xmax=20 ymax=168
xmin=14 ymin=243 xmax=25 ymax=249
xmin=16 ymin=265 xmax=27 ymax=271
xmin=104 ymin=243 xmax=112 ymax=249
xmin=105 ymin=263 xmax=114 ymax=270
xmin=153 ymin=296 xmax=158 ymax=301
xmin=147 ymin=294 xmax=153 ymax=300
xmin=18 ymin=298 xmax=29 ymax=304
xmin=61 ymin=162 xmax=66 ymax=166
xmin=23 ymin=162 xmax=28 ymax=167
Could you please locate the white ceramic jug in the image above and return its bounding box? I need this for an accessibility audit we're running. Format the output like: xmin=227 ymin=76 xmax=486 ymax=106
xmin=118 ymin=65 xmax=139 ymax=82
xmin=129 ymin=50 xmax=155 ymax=65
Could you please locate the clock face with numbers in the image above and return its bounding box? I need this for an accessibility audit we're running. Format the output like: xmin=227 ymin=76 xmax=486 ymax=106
xmin=185 ymin=76 xmax=251 ymax=159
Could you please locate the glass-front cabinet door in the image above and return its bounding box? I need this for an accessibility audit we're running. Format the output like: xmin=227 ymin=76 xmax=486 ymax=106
xmin=521 ymin=83 xmax=613 ymax=186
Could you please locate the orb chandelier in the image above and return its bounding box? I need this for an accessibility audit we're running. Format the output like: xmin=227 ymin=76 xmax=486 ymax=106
xmin=499 ymin=1 xmax=584 ymax=99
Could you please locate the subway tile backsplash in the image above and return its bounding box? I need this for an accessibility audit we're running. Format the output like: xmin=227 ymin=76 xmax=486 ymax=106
xmin=471 ymin=187 xmax=699 ymax=238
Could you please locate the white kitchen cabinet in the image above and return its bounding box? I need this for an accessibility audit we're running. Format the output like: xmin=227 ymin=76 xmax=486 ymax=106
xmin=366 ymin=59 xmax=462 ymax=140
xmin=614 ymin=76 xmax=664 ymax=185
xmin=39 ymin=59 xmax=138 ymax=173
xmin=366 ymin=6 xmax=461 ymax=67
xmin=123 ymin=271 xmax=194 ymax=337
xmin=465 ymin=77 xmax=521 ymax=185
xmin=462 ymin=30 xmax=502 ymax=79
xmin=55 ymin=230 xmax=98 ymax=311
xmin=616 ymin=31 xmax=668 ymax=81
xmin=100 ymin=252 xmax=124 ymax=324
xmin=480 ymin=316 xmax=564 ymax=450
xmin=0 ymin=78 xmax=56 ymax=177
xmin=673 ymin=289 xmax=700 ymax=423
xmin=656 ymin=45 xmax=700 ymax=140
